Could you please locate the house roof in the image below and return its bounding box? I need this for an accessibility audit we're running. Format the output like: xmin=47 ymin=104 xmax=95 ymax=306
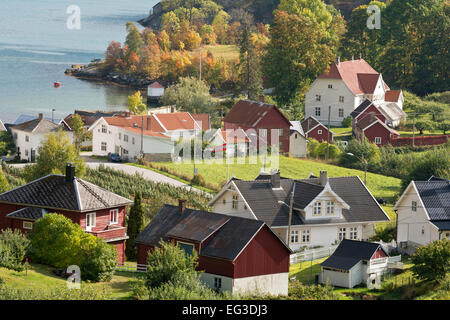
xmin=0 ymin=174 xmax=133 ymax=212
xmin=153 ymin=112 xmax=201 ymax=131
xmin=6 ymin=207 xmax=48 ymax=221
xmin=350 ymin=99 xmax=373 ymax=119
xmin=135 ymin=204 xmax=289 ymax=261
xmin=223 ymin=100 xmax=291 ymax=128
xmin=321 ymin=239 xmax=387 ymax=270
xmin=191 ymin=114 xmax=211 ymax=131
xmin=65 ymin=110 xmax=127 ymax=127
xmin=10 ymin=117 xmax=68 ymax=134
xmin=317 ymin=59 xmax=389 ymax=95
xmin=13 ymin=114 xmax=61 ymax=126
xmin=0 ymin=119 xmax=6 ymax=131
xmin=290 ymin=121 xmax=305 ymax=136
xmin=356 ymin=113 xmax=400 ymax=135
xmin=301 ymin=116 xmax=334 ymax=135
xmin=384 ymin=90 xmax=402 ymax=102
xmin=414 ymin=180 xmax=450 ymax=221
xmin=377 ymin=102 xmax=407 ymax=122
xmin=149 ymin=81 xmax=164 ymax=89
xmin=214 ymin=174 xmax=389 ymax=227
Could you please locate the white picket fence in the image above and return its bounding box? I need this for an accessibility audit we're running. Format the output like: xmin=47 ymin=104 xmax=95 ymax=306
xmin=289 ymin=245 xmax=339 ymax=265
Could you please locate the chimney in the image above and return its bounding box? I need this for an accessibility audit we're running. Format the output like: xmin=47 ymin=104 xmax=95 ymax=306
xmin=271 ymin=170 xmax=281 ymax=189
xmin=38 ymin=113 xmax=43 ymax=120
xmin=170 ymin=106 xmax=175 ymax=113
xmin=65 ymin=163 xmax=76 ymax=182
xmin=178 ymin=199 xmax=187 ymax=213
xmin=125 ymin=112 xmax=131 ymax=118
xmin=319 ymin=171 xmax=328 ymax=186
xmin=259 ymin=95 xmax=265 ymax=103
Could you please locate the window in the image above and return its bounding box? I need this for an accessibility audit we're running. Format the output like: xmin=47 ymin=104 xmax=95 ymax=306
xmin=23 ymin=221 xmax=33 ymax=230
xmin=339 ymin=96 xmax=344 ymax=103
xmin=132 ymin=137 xmax=135 ymax=145
xmin=178 ymin=242 xmax=194 ymax=256
xmin=350 ymin=227 xmax=358 ymax=240
xmin=110 ymin=209 xmax=119 ymax=225
xmin=179 ymin=131 xmax=183 ymax=138
xmin=25 ymin=149 xmax=29 ymax=157
xmin=25 ymin=135 xmax=29 ymax=142
xmin=86 ymin=213 xmax=96 ymax=231
xmin=302 ymin=230 xmax=310 ymax=243
xmin=338 ymin=227 xmax=346 ymax=241
xmin=232 ymin=195 xmax=238 ymax=209
xmin=315 ymin=107 xmax=321 ymax=117
xmin=411 ymin=201 xmax=417 ymax=212
xmin=214 ymin=277 xmax=222 ymax=291
xmin=316 ymin=95 xmax=321 ymax=102
xmin=291 ymin=230 xmax=299 ymax=243
xmin=101 ymin=125 xmax=107 ymax=133
xmin=244 ymin=204 xmax=247 ymax=210
xmin=295 ymin=134 xmax=298 ymax=139
xmin=123 ymin=149 xmax=128 ymax=155
xmin=313 ymin=202 xmax=322 ymax=215
xmin=101 ymin=142 xmax=107 ymax=151
xmin=124 ymin=135 xmax=129 ymax=142
xmin=317 ymin=130 xmax=323 ymax=135
xmin=374 ymin=137 xmax=382 ymax=144
xmin=338 ymin=108 xmax=344 ymax=118
xmin=421 ymin=226 xmax=425 ymax=235
xmin=222 ymin=199 xmax=226 ymax=205
xmin=328 ymin=84 xmax=333 ymax=89
xmin=278 ymin=129 xmax=283 ymax=136
xmin=327 ymin=201 xmax=335 ymax=214
xmin=119 ymin=133 xmax=121 ymax=140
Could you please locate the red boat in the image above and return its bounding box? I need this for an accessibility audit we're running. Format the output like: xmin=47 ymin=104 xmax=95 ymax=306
xmin=54 ymin=82 xmax=61 ymax=88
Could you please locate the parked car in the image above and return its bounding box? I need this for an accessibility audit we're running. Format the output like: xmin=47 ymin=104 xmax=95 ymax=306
xmin=108 ymin=153 xmax=122 ymax=163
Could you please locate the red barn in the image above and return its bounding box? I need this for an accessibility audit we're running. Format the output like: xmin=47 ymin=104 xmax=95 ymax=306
xmin=353 ymin=113 xmax=399 ymax=146
xmin=301 ymin=116 xmax=335 ymax=143
xmin=0 ymin=164 xmax=132 ymax=263
xmin=136 ymin=200 xmax=292 ymax=295
xmin=223 ymin=100 xmax=292 ymax=153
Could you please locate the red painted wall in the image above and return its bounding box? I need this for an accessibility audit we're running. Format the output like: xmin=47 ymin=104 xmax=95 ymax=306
xmin=356 ymin=105 xmax=386 ymax=123
xmin=363 ymin=122 xmax=396 ymax=146
xmin=110 ymin=240 xmax=126 ymax=264
xmin=371 ymin=248 xmax=387 ymax=259
xmin=306 ymin=125 xmax=333 ymax=143
xmin=391 ymin=135 xmax=449 ymax=147
xmin=137 ymin=244 xmax=154 ymax=266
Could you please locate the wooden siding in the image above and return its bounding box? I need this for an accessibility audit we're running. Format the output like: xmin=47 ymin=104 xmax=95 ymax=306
xmin=363 ymin=122 xmax=396 ymax=146
xmin=306 ymin=125 xmax=333 ymax=143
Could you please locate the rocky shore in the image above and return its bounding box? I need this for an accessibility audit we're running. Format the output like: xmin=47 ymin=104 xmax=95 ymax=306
xmin=65 ymin=64 xmax=153 ymax=88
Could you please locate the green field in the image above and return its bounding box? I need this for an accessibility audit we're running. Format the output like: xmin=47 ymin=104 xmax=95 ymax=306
xmin=138 ymin=156 xmax=402 ymax=204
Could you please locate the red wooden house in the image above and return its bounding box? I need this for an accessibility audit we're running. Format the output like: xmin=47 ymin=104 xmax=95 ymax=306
xmin=301 ymin=116 xmax=335 ymax=143
xmin=223 ymin=100 xmax=292 ymax=153
xmin=353 ymin=112 xmax=400 ymax=146
xmin=0 ymin=164 xmax=133 ymax=263
xmin=136 ymin=200 xmax=292 ymax=295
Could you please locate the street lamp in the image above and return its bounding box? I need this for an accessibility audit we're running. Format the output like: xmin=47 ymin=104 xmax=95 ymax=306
xmin=347 ymin=153 xmax=367 ymax=185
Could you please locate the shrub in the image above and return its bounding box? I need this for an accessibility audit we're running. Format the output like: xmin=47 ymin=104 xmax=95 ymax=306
xmin=287 ymin=280 xmax=338 ymax=300
xmin=315 ymin=142 xmax=342 ymax=160
xmin=191 ymin=173 xmax=205 ymax=186
xmin=307 ymin=139 xmax=320 ymax=158
xmin=341 ymin=116 xmax=352 ymax=127
xmin=0 ymin=229 xmax=30 ymax=272
xmin=411 ymin=239 xmax=450 ymax=282
xmin=29 ymin=214 xmax=117 ymax=282
xmin=370 ymin=224 xmax=396 ymax=242
xmin=339 ymin=138 xmax=381 ymax=170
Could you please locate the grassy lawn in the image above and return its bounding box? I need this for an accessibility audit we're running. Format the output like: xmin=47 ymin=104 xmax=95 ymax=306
xmin=141 ymin=156 xmax=402 ymax=203
xmin=331 ymin=126 xmax=352 ymax=137
xmin=0 ymin=264 xmax=139 ymax=300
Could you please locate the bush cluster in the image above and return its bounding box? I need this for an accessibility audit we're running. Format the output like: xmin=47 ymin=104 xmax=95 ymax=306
xmin=0 ymin=229 xmax=30 ymax=272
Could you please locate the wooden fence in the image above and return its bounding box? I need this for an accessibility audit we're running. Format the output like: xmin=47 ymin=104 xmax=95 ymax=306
xmin=116 ymin=262 xmax=148 ymax=273
xmin=290 ymin=245 xmax=339 ymax=265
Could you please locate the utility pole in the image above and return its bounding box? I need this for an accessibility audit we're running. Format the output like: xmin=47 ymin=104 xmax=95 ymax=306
xmin=287 ymin=182 xmax=296 ymax=248
xmin=412 ymin=114 xmax=416 ymax=147
xmin=141 ymin=116 xmax=144 ymax=158
xmin=326 ymin=105 xmax=331 ymax=161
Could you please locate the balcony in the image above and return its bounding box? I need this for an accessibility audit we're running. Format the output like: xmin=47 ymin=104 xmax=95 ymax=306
xmin=87 ymin=226 xmax=128 ymax=242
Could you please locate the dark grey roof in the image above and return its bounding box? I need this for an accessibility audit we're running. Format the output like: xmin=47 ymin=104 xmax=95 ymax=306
xmin=350 ymin=99 xmax=372 ymax=118
xmin=428 ymin=176 xmax=448 ymax=182
xmin=6 ymin=207 xmax=47 ymax=221
xmin=228 ymin=175 xmax=389 ymax=227
xmin=0 ymin=174 xmax=132 ymax=212
xmin=135 ymin=205 xmax=289 ymax=261
xmin=430 ymin=220 xmax=450 ymax=230
xmin=10 ymin=117 xmax=67 ymax=134
xmin=414 ymin=180 xmax=450 ymax=221
xmin=321 ymin=239 xmax=386 ymax=270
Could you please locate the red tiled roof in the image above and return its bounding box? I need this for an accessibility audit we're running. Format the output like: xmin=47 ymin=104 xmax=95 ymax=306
xmin=385 ymin=90 xmax=402 ymax=102
xmin=318 ymin=59 xmax=389 ymax=95
xmin=153 ymin=112 xmax=199 ymax=131
xmin=223 ymin=100 xmax=291 ymax=127
xmin=149 ymin=82 xmax=164 ymax=89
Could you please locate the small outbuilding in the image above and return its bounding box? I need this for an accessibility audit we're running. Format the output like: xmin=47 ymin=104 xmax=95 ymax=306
xmin=147 ymin=82 xmax=165 ymax=101
xmin=320 ymin=239 xmax=390 ymax=288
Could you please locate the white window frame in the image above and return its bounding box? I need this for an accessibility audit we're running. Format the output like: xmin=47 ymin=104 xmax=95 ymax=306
xmin=23 ymin=221 xmax=33 ymax=230
xmin=118 ymin=133 xmax=122 ymax=140
xmin=301 ymin=229 xmax=310 ymax=243
xmin=411 ymin=201 xmax=417 ymax=212
xmin=291 ymin=230 xmax=299 ymax=243
xmin=339 ymin=96 xmax=344 ymax=103
xmin=101 ymin=125 xmax=107 ymax=133
xmin=124 ymin=134 xmax=129 ymax=142
xmin=338 ymin=227 xmax=346 ymax=241
xmin=326 ymin=201 xmax=335 ymax=215
xmin=178 ymin=241 xmax=195 ymax=256
xmin=101 ymin=142 xmax=107 ymax=151
xmin=317 ymin=129 xmax=323 ymax=135
xmin=315 ymin=107 xmax=321 ymax=117
xmin=132 ymin=137 xmax=135 ymax=145
xmin=374 ymin=137 xmax=382 ymax=144
xmin=278 ymin=129 xmax=283 ymax=136
xmin=25 ymin=135 xmax=29 ymax=142
xmin=316 ymin=95 xmax=321 ymax=102
xmin=86 ymin=212 xmax=96 ymax=231
xmin=338 ymin=108 xmax=344 ymax=118
xmin=313 ymin=201 xmax=322 ymax=215
xmin=232 ymin=195 xmax=238 ymax=210
xmin=110 ymin=209 xmax=119 ymax=225
xmin=328 ymin=84 xmax=333 ymax=89
xmin=350 ymin=227 xmax=358 ymax=240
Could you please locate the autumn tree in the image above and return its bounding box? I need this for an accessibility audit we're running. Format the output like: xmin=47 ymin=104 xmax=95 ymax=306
xmin=69 ymin=114 xmax=91 ymax=153
xmin=262 ymin=2 xmax=341 ymax=106
xmin=128 ymin=91 xmax=147 ymax=115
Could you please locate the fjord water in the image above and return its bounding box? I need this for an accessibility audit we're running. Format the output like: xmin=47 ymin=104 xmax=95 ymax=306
xmin=0 ymin=0 xmax=157 ymax=123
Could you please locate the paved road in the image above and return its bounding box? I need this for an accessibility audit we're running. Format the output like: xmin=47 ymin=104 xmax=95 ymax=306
xmin=7 ymin=162 xmax=208 ymax=196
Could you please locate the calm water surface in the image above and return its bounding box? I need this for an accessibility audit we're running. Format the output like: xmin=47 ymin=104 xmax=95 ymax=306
xmin=0 ymin=0 xmax=157 ymax=123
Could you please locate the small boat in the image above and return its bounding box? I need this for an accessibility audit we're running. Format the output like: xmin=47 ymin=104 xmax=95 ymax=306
xmin=54 ymin=82 xmax=61 ymax=88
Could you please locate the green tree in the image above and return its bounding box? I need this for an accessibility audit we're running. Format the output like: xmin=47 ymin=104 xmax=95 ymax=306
xmin=339 ymin=137 xmax=381 ymax=170
xmin=414 ymin=120 xmax=434 ymax=135
xmin=411 ymin=239 xmax=450 ymax=282
xmin=81 ymin=238 xmax=118 ymax=282
xmin=24 ymin=129 xmax=86 ymax=181
xmin=262 ymin=2 xmax=342 ymax=106
xmin=127 ymin=91 xmax=147 ymax=115
xmin=0 ymin=131 xmax=14 ymax=157
xmin=0 ymin=167 xmax=9 ymax=193
xmin=146 ymin=240 xmax=198 ymax=289
xmin=69 ymin=114 xmax=91 ymax=153
xmin=315 ymin=142 xmax=342 ymax=160
xmin=160 ymin=77 xmax=214 ymax=114
xmin=125 ymin=22 xmax=144 ymax=55
xmin=126 ymin=192 xmax=145 ymax=261
xmin=0 ymin=229 xmax=30 ymax=272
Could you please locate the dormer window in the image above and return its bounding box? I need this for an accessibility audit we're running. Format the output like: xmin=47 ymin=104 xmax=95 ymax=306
xmin=101 ymin=125 xmax=107 ymax=133
xmin=313 ymin=202 xmax=322 ymax=215
xmin=411 ymin=201 xmax=417 ymax=212
xmin=327 ymin=201 xmax=335 ymax=214
xmin=178 ymin=241 xmax=194 ymax=256
xmin=232 ymin=195 xmax=238 ymax=210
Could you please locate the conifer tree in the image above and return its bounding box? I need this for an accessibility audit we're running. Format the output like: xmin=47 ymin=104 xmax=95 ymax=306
xmin=126 ymin=192 xmax=144 ymax=261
